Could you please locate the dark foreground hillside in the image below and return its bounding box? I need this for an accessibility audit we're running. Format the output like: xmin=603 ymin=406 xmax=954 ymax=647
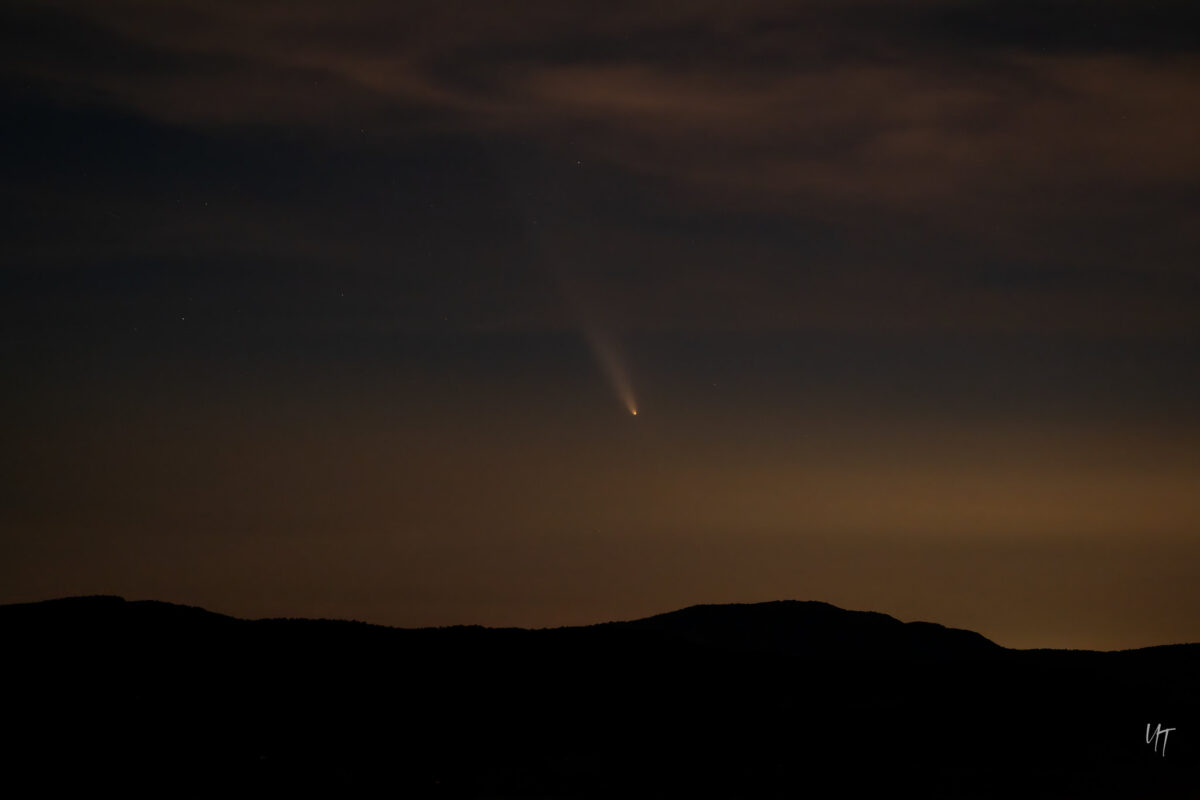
xmin=3 ymin=596 xmax=1196 ymax=797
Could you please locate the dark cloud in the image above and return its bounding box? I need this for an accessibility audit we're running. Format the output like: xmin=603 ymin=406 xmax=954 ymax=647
xmin=917 ymin=0 xmax=1200 ymax=55
xmin=3 ymin=0 xmax=1199 ymax=339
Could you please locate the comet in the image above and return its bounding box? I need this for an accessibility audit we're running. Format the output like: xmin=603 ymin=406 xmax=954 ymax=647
xmin=583 ymin=324 xmax=638 ymax=416
xmin=498 ymin=162 xmax=641 ymax=417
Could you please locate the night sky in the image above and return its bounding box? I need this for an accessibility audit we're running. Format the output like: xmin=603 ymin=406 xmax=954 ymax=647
xmin=4 ymin=1 xmax=1200 ymax=649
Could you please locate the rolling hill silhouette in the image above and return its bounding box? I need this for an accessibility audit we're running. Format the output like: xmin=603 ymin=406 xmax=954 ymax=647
xmin=600 ymin=600 xmax=1002 ymax=658
xmin=3 ymin=596 xmax=1196 ymax=797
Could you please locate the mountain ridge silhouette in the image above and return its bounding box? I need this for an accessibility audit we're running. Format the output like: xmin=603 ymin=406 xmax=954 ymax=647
xmin=4 ymin=594 xmax=1196 ymax=797
xmin=8 ymin=593 xmax=1197 ymax=655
